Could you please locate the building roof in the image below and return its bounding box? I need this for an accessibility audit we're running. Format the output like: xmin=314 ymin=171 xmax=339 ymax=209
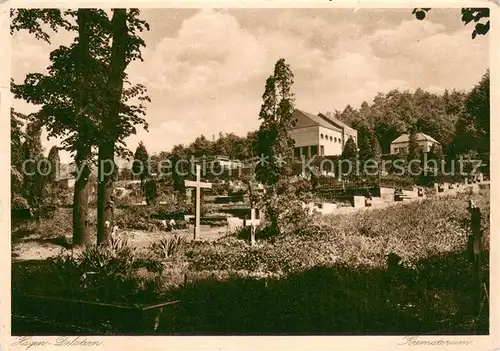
xmin=391 ymin=132 xmax=440 ymax=144
xmin=317 ymin=112 xmax=356 ymax=132
xmin=294 ymin=109 xmax=343 ymax=132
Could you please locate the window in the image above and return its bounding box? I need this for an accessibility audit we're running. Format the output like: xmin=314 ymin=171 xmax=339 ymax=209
xmin=334 ymin=137 xmax=337 ymax=142
xmin=311 ymin=145 xmax=318 ymax=156
xmin=294 ymin=147 xmax=301 ymax=158
xmin=320 ymin=145 xmax=325 ymax=156
xmin=330 ymin=136 xmax=333 ymax=141
xmin=325 ymin=134 xmax=328 ymax=140
xmin=320 ymin=134 xmax=324 ymax=139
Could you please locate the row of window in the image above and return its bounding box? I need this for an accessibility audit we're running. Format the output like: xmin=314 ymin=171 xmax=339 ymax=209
xmin=320 ymin=134 xmax=340 ymax=143
xmin=294 ymin=145 xmax=326 ymax=158
xmin=394 ymin=145 xmax=425 ymax=154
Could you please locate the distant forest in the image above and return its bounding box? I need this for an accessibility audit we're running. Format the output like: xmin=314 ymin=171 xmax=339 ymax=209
xmin=141 ymin=70 xmax=489 ymax=170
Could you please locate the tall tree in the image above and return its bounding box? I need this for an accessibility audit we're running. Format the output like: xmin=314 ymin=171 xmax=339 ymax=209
xmin=11 ymin=108 xmax=26 ymax=198
xmin=13 ymin=9 xmax=103 ymax=245
xmin=407 ymin=128 xmax=422 ymax=176
xmin=255 ymin=58 xmax=296 ymax=186
xmin=21 ymin=121 xmax=46 ymax=209
xmin=452 ymin=71 xmax=489 ymax=172
xmin=357 ymin=123 xmax=374 ymax=163
xmin=189 ymin=135 xmax=212 ymax=158
xmin=372 ymin=134 xmax=382 ymax=174
xmin=97 ymin=9 xmax=150 ymax=244
xmin=132 ymin=141 xmax=149 ymax=184
xmin=12 ymin=9 xmax=150 ymax=245
xmin=254 ymin=58 xmax=297 ymax=235
xmin=428 ymin=143 xmax=444 ymax=176
xmin=340 ymin=136 xmax=358 ymax=179
xmin=170 ymin=153 xmax=186 ymax=196
xmin=465 ymin=71 xmax=489 ymax=152
xmin=47 ymin=146 xmax=61 ymax=183
xmin=97 ymin=9 xmax=129 ymax=244
xmin=143 ymin=177 xmax=158 ymax=206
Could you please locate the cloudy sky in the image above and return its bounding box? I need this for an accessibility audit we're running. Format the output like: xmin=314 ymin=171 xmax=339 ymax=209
xmin=12 ymin=8 xmax=489 ymax=163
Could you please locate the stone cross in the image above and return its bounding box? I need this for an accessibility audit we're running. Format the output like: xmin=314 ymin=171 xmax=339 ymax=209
xmin=243 ymin=208 xmax=259 ymax=246
xmin=184 ymin=165 xmax=212 ymax=240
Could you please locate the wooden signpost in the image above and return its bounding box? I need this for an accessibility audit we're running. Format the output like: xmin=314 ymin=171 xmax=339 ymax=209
xmin=184 ymin=165 xmax=212 ymax=240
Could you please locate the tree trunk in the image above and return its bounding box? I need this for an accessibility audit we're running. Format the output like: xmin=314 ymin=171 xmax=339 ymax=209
xmin=96 ymin=9 xmax=128 ymax=245
xmin=72 ymin=9 xmax=92 ymax=247
xmin=73 ymin=146 xmax=92 ymax=246
xmin=97 ymin=142 xmax=115 ymax=244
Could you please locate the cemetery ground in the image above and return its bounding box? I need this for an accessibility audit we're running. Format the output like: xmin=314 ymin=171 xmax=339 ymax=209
xmin=11 ymin=189 xmax=489 ymax=335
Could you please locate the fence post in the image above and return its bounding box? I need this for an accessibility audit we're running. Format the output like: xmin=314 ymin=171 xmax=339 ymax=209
xmin=467 ymin=199 xmax=483 ymax=315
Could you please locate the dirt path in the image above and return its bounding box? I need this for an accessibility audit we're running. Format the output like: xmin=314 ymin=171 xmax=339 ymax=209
xmin=12 ymin=224 xmax=229 ymax=262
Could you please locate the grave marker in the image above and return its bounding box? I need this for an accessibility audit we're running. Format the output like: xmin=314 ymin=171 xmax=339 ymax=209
xmin=184 ymin=165 xmax=212 ymax=240
xmin=243 ymin=208 xmax=259 ymax=246
xmin=365 ymin=197 xmax=372 ymax=207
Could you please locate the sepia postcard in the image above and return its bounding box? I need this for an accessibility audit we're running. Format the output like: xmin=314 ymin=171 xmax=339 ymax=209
xmin=1 ymin=1 xmax=499 ymax=350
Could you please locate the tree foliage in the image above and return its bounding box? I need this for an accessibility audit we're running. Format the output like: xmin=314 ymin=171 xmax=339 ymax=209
xmin=143 ymin=177 xmax=158 ymax=205
xmin=330 ymin=88 xmax=467 ymax=157
xmin=340 ymin=136 xmax=358 ymax=179
xmin=11 ymin=108 xmax=27 ymax=198
xmin=407 ymin=128 xmax=422 ymax=176
xmin=12 ymin=10 xmax=150 ymax=160
xmin=413 ymin=8 xmax=489 ymax=39
xmin=19 ymin=121 xmax=51 ymax=212
xmin=132 ymin=141 xmax=149 ymax=182
xmin=254 ymin=58 xmax=296 ymax=186
xmin=47 ymin=146 xmax=61 ymax=182
xmin=11 ymin=9 xmax=150 ymax=245
xmin=342 ymin=136 xmax=358 ymax=160
xmin=452 ymin=70 xmax=490 ymax=171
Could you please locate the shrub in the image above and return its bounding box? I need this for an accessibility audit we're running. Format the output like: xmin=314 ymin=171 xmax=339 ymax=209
xmin=47 ymin=233 xmax=171 ymax=306
xmin=150 ymin=235 xmax=188 ymax=259
xmin=258 ymin=179 xmax=312 ymax=237
xmin=12 ymin=196 xmax=30 ymax=210
xmin=184 ymin=191 xmax=490 ymax=276
xmin=14 ymin=207 xmax=74 ymax=239
xmin=114 ymin=205 xmax=153 ymax=230
xmin=78 ymin=235 xmax=137 ymax=278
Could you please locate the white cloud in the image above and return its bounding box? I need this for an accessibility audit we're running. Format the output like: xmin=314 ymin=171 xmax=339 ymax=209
xmin=13 ymin=9 xmax=488 ymax=160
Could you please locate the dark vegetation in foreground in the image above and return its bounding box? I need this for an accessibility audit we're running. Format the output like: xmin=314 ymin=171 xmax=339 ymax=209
xmin=12 ymin=192 xmax=490 ymax=335
xmin=12 ymin=250 xmax=489 ymax=335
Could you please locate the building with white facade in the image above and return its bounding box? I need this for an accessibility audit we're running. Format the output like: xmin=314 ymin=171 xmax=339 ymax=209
xmin=390 ymin=132 xmax=440 ymax=154
xmin=288 ymin=109 xmax=358 ymax=158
